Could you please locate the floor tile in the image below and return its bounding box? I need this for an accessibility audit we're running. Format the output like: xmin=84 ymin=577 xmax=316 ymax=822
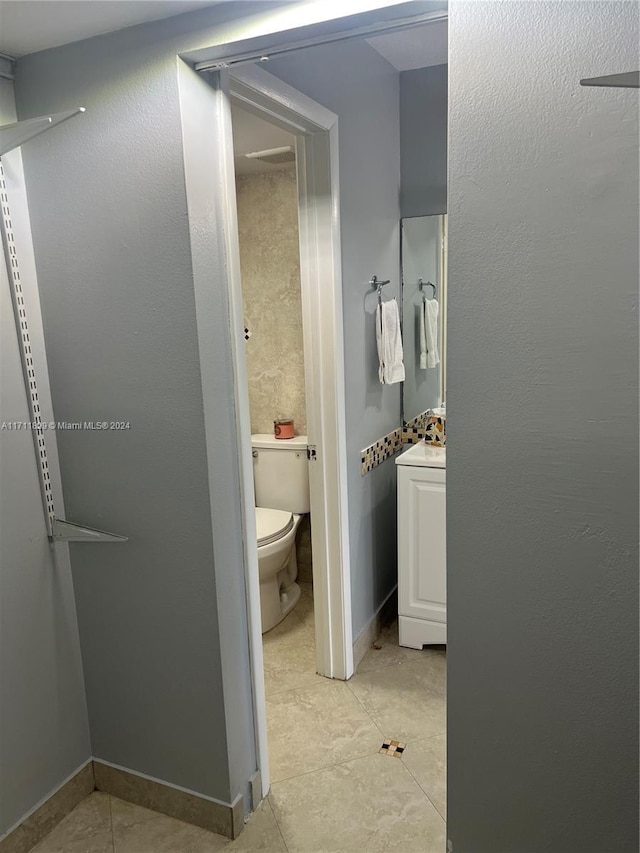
xmin=111 ymin=796 xmax=227 ymax=853
xmin=109 ymin=797 xmax=162 ymax=832
xmin=407 ymin=648 xmax=447 ymax=696
xmin=266 ymin=680 xmax=383 ymax=782
xmin=357 ymin=620 xmax=443 ymax=674
xmin=29 ymin=793 xmax=113 ymax=853
xmin=347 ymin=661 xmax=446 ymax=743
xmin=262 ymin=609 xmax=324 ymax=697
xmin=262 ymin=609 xmax=315 ymax=668
xmin=227 ymin=798 xmax=287 ymax=852
xmin=30 ymin=831 xmax=115 ymax=853
xmin=294 ymin=584 xmax=315 ymax=635
xmin=402 ymin=734 xmax=447 ymax=819
xmin=298 ymin=581 xmax=313 ymax=599
xmin=263 ymin=663 xmax=327 ymax=698
xmin=269 ymin=752 xmax=446 ymax=853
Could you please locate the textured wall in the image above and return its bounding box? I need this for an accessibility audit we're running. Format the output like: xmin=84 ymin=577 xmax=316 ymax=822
xmin=13 ymin=9 xmax=257 ymax=806
xmin=8 ymin=0 xmax=443 ymax=819
xmin=400 ymin=64 xmax=447 ymax=219
xmin=236 ymin=169 xmax=307 ymax=436
xmin=267 ymin=39 xmax=402 ymax=640
xmin=447 ymin=2 xmax=639 ymax=851
xmin=0 ymin=78 xmax=91 ymax=837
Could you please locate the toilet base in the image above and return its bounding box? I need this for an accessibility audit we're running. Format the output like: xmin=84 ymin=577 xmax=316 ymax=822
xmin=260 ymin=578 xmax=301 ymax=634
xmin=279 ymin=581 xmax=301 ymax=622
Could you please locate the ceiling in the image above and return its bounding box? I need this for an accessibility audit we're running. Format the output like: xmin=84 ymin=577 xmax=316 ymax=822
xmin=232 ymin=105 xmax=295 ymax=176
xmin=0 ymin=1 xmax=448 ymax=65
xmin=1 ymin=2 xmax=447 ymax=175
xmin=366 ymin=19 xmax=447 ymax=71
xmin=0 ymin=1 xmax=219 ymax=58
xmin=230 ymin=18 xmax=448 ymax=175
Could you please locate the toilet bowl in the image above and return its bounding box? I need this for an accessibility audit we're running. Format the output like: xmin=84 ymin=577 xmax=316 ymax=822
xmin=252 ymin=433 xmax=310 ymax=633
xmin=256 ymin=506 xmax=303 ymax=633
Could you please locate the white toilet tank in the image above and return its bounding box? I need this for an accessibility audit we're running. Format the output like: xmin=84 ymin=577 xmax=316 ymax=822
xmin=251 ymin=434 xmax=311 ymax=514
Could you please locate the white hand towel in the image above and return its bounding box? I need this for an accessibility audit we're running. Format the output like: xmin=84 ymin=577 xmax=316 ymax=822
xmin=419 ymin=300 xmax=428 ymax=369
xmin=423 ymin=298 xmax=440 ymax=369
xmin=376 ymin=299 xmax=405 ymax=384
xmin=376 ymin=303 xmax=385 ymax=384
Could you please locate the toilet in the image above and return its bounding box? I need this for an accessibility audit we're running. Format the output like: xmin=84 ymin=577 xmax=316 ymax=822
xmin=252 ymin=434 xmax=310 ymax=633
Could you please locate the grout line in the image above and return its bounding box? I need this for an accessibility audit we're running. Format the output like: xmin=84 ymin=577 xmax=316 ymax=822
xmin=265 ymin=674 xmax=334 ymax=701
xmin=345 ymin=666 xmax=447 ymax=747
xmin=344 ymin=679 xmax=387 ymax=740
xmin=264 ymin=796 xmax=291 ymax=853
xmin=355 ymin=648 xmax=442 ymax=676
xmin=353 ymin=656 xmax=447 ymax=701
xmin=108 ymin=793 xmax=116 ymax=852
xmin=399 ymin=757 xmax=447 ymax=824
xmin=290 ymin=594 xmax=315 ymax=639
xmin=269 ymin=740 xmax=384 ymax=787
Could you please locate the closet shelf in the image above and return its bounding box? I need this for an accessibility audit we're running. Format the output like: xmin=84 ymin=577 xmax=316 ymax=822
xmin=50 ymin=518 xmax=128 ymax=544
xmin=580 ymin=71 xmax=639 ymax=89
xmin=0 ymin=107 xmax=85 ymax=157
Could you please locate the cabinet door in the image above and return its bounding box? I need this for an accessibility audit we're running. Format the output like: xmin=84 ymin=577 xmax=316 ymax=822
xmin=398 ymin=467 xmax=446 ymax=623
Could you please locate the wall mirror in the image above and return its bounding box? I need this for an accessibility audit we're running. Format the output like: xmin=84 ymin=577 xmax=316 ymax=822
xmin=401 ymin=214 xmax=447 ymax=425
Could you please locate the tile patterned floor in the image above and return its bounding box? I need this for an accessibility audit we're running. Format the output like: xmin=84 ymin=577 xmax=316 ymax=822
xmin=29 ymin=583 xmax=447 ymax=852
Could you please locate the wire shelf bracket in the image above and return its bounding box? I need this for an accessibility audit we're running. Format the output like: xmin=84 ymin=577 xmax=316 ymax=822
xmin=580 ymin=71 xmax=639 ymax=89
xmin=0 ymin=107 xmax=85 ymax=157
xmin=51 ymin=519 xmax=128 ymax=543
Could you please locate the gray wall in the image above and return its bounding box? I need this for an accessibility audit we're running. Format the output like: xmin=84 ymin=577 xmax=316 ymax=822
xmin=447 ymin=2 xmax=639 ymax=851
xmin=0 ymin=78 xmax=91 ymax=837
xmin=10 ymin=0 xmax=414 ymax=810
xmin=267 ymin=40 xmax=402 ymax=639
xmin=12 ymin=4 xmax=275 ymax=807
xmin=400 ymin=64 xmax=447 ymax=219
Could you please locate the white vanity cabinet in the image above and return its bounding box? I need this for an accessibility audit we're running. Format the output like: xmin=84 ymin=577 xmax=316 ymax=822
xmin=396 ymin=443 xmax=446 ymax=648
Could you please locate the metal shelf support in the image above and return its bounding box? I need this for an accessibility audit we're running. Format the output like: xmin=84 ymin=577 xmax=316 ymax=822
xmin=50 ymin=519 xmax=128 ymax=543
xmin=0 ymin=108 xmax=85 ymax=157
xmin=580 ymin=71 xmax=639 ymax=89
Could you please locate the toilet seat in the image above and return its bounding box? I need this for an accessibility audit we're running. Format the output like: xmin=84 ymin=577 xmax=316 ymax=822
xmin=255 ymin=507 xmax=294 ymax=547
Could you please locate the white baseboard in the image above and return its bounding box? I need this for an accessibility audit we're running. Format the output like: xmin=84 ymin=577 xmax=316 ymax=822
xmin=351 ymin=585 xmax=398 ymax=674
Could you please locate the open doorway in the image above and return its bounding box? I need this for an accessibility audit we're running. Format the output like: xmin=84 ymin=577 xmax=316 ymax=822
xmin=187 ymin=3 xmax=449 ymax=840
xmin=203 ymin=64 xmax=355 ymax=796
xmin=230 ymin=104 xmax=318 ymax=662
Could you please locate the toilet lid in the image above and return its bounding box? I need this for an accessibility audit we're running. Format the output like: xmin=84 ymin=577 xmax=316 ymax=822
xmin=255 ymin=507 xmax=294 ymax=547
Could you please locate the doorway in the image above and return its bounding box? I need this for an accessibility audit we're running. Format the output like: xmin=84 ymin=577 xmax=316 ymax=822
xmin=203 ymin=64 xmax=354 ymax=795
xmin=183 ymin=0 xmax=449 ymax=818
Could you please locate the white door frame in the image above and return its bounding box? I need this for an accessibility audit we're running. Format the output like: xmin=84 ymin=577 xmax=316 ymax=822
xmin=192 ymin=2 xmax=449 ymax=803
xmin=212 ymin=63 xmax=353 ymax=791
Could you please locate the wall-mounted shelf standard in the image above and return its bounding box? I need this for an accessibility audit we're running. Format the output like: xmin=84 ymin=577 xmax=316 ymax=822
xmin=1 ymin=105 xmax=126 ymax=546
xmin=580 ymin=71 xmax=639 ymax=89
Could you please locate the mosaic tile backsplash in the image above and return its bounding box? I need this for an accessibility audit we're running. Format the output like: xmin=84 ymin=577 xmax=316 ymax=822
xmin=361 ymin=411 xmax=446 ymax=475
xmin=361 ymin=428 xmax=403 ymax=474
xmin=403 ymin=411 xmax=446 ymax=447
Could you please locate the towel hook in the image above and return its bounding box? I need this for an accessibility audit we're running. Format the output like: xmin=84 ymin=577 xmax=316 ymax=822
xmin=370 ymin=275 xmax=391 ymax=305
xmin=419 ymin=277 xmax=436 ymax=299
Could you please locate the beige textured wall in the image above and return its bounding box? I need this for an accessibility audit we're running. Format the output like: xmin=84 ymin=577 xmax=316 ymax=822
xmin=236 ymin=169 xmax=307 ymax=436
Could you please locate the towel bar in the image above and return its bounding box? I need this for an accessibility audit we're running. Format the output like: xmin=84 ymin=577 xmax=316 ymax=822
xmin=370 ymin=275 xmax=391 ymax=304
